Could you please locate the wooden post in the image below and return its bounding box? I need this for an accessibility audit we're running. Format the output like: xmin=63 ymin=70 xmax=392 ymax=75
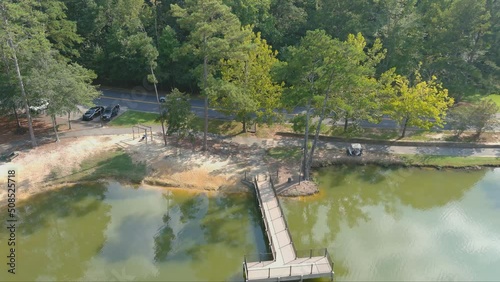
xmin=268 ymin=267 xmax=270 ymax=278
xmin=310 ymin=249 xmax=312 ymax=258
xmin=310 ymin=264 xmax=313 ymax=274
xmin=289 ymin=266 xmax=292 ymax=276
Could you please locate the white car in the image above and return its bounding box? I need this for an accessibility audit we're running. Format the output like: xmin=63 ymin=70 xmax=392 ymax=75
xmin=29 ymin=100 xmax=49 ymax=113
xmin=347 ymin=143 xmax=363 ymax=156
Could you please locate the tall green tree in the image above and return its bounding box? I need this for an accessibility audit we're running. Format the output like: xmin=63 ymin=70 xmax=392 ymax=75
xmin=383 ymin=69 xmax=454 ymax=138
xmin=284 ymin=30 xmax=386 ymax=180
xmin=24 ymin=52 xmax=100 ymax=142
xmin=212 ymin=28 xmax=283 ymax=132
xmin=0 ymin=0 xmax=51 ymax=147
xmin=171 ymin=0 xmax=245 ymax=151
xmin=39 ymin=0 xmax=83 ymax=59
xmin=419 ymin=0 xmax=494 ymax=99
xmin=157 ymin=88 xmax=195 ymax=136
xmin=284 ymin=29 xmax=339 ymax=180
xmin=334 ymin=33 xmax=385 ymax=132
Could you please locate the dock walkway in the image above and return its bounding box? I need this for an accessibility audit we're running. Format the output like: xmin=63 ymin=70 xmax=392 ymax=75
xmin=243 ymin=175 xmax=334 ymax=281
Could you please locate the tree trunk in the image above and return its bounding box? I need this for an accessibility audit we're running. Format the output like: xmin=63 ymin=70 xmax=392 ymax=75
xmin=307 ymin=85 xmax=332 ymax=174
xmin=52 ymin=115 xmax=60 ymax=142
xmin=203 ymin=54 xmax=209 ymax=151
xmin=67 ymin=112 xmax=71 ymax=130
xmin=2 ymin=4 xmax=37 ymax=147
xmin=302 ymin=96 xmax=313 ymax=180
xmin=242 ymin=120 xmax=246 ymax=133
xmin=151 ymin=66 xmax=167 ymax=146
xmin=154 ymin=2 xmax=159 ymax=48
xmin=12 ymin=106 xmax=21 ymax=128
xmin=401 ymin=117 xmax=409 ymax=138
xmin=344 ymin=115 xmax=349 ymax=132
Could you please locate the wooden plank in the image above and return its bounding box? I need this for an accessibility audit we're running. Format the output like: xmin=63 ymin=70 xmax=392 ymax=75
xmin=244 ymin=176 xmax=333 ymax=281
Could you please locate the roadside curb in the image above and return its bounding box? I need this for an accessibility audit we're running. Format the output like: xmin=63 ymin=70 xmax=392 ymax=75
xmin=275 ymin=132 xmax=500 ymax=149
xmin=100 ymin=86 xmax=159 ymax=96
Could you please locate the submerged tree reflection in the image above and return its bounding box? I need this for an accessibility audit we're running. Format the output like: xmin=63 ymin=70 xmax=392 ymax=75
xmin=0 ymin=183 xmax=111 ymax=281
xmin=284 ymin=165 xmax=486 ymax=249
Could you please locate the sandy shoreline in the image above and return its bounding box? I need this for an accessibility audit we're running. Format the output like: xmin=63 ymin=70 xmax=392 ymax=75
xmin=4 ymin=130 xmax=493 ymax=205
xmin=0 ymin=134 xmax=277 ymax=203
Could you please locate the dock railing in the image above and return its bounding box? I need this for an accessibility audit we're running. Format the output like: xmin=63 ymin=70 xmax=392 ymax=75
xmin=268 ymin=175 xmax=297 ymax=258
xmin=245 ymin=261 xmax=333 ymax=280
xmin=252 ymin=177 xmax=277 ymax=261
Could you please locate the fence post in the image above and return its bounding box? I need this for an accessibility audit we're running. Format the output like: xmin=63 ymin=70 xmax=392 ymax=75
xmin=289 ymin=266 xmax=292 ymax=276
xmin=311 ymin=264 xmax=313 ymax=274
xmin=268 ymin=268 xmax=271 ymax=278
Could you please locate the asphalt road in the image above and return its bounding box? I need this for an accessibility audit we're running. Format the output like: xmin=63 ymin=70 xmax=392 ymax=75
xmin=96 ymin=88 xmax=499 ymax=131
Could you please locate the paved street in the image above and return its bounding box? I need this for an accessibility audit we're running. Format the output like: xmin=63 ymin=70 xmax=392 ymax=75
xmin=97 ymin=87 xmax=500 ymax=131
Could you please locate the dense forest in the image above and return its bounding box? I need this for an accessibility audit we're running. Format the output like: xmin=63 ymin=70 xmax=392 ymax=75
xmin=0 ymin=0 xmax=498 ymax=152
xmin=72 ymin=0 xmax=499 ymax=97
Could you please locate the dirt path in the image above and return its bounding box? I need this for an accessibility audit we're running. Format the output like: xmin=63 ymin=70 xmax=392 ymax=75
xmin=1 ymin=112 xmax=499 ymax=204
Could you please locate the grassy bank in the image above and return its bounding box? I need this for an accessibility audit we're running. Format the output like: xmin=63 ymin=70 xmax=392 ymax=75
xmin=267 ymin=146 xmax=500 ymax=168
xmin=49 ymin=148 xmax=147 ymax=184
xmin=483 ymin=94 xmax=500 ymax=110
xmin=109 ymin=110 xmax=160 ymax=127
xmin=267 ymin=147 xmax=302 ymax=161
xmin=398 ymin=154 xmax=500 ymax=167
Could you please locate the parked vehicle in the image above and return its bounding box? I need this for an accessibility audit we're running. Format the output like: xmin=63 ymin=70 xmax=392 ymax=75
xmin=347 ymin=143 xmax=363 ymax=156
xmin=29 ymin=99 xmax=49 ymax=114
xmin=159 ymin=96 xmax=166 ymax=103
xmin=82 ymin=106 xmax=105 ymax=121
xmin=101 ymin=104 xmax=120 ymax=121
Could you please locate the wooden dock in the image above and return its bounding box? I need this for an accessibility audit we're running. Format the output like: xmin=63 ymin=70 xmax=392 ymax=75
xmin=243 ymin=175 xmax=334 ymax=281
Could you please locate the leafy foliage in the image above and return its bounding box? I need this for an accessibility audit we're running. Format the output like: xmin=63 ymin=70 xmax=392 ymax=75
xmin=157 ymin=89 xmax=196 ymax=137
xmin=383 ymin=69 xmax=454 ymax=137
xmin=468 ymin=99 xmax=499 ymax=135
xmin=212 ymin=28 xmax=283 ymax=131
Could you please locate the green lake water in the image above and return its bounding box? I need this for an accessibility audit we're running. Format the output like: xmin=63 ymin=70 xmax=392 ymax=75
xmin=1 ymin=167 xmax=499 ymax=281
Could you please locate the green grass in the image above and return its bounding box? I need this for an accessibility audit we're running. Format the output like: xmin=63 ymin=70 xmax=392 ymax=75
xmin=399 ymin=154 xmax=500 ymax=167
xmin=463 ymin=93 xmax=500 ymax=112
xmin=109 ymin=110 xmax=160 ymax=127
xmin=267 ymin=146 xmax=302 ymax=161
xmin=53 ymin=149 xmax=147 ymax=184
xmin=482 ymin=94 xmax=500 ymax=111
xmin=191 ymin=117 xmax=243 ymax=136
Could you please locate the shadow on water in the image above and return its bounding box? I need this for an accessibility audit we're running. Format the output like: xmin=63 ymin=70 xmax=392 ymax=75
xmin=5 ymin=183 xmax=109 ymax=236
xmin=79 ymin=150 xmax=148 ymax=184
xmin=0 ymin=182 xmax=112 ymax=281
